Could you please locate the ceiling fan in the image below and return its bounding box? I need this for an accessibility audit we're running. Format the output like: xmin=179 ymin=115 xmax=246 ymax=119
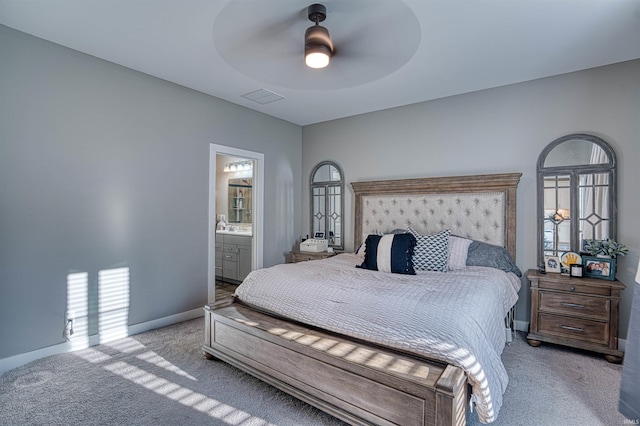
xmin=304 ymin=4 xmax=334 ymax=69
xmin=213 ymin=0 xmax=420 ymax=89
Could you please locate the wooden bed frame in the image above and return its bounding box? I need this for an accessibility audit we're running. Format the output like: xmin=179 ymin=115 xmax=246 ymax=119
xmin=203 ymin=172 xmax=521 ymax=426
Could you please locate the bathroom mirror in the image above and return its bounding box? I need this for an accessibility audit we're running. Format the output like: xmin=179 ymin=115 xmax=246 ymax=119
xmin=310 ymin=161 xmax=344 ymax=250
xmin=537 ymin=134 xmax=617 ymax=266
xmin=228 ymin=178 xmax=252 ymax=223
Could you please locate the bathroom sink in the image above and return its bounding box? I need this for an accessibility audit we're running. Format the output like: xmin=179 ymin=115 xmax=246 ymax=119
xmin=216 ymin=230 xmax=252 ymax=236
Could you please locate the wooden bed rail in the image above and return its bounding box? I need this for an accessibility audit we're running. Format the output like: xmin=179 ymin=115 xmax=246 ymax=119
xmin=203 ymin=299 xmax=468 ymax=426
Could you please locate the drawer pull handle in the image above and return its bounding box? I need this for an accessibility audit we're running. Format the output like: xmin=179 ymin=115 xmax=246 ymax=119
xmin=560 ymin=302 xmax=585 ymax=309
xmin=570 ymin=286 xmax=576 ymax=291
xmin=560 ymin=325 xmax=584 ymax=333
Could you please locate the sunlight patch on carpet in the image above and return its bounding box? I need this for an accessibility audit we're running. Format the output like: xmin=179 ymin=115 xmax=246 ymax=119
xmin=136 ymin=351 xmax=197 ymax=381
xmin=103 ymin=361 xmax=274 ymax=425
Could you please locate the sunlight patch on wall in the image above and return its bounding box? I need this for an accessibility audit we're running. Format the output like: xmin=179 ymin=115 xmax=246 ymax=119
xmin=98 ymin=267 xmax=130 ymax=343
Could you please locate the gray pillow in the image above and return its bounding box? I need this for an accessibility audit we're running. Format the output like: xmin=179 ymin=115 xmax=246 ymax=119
xmin=466 ymin=241 xmax=522 ymax=276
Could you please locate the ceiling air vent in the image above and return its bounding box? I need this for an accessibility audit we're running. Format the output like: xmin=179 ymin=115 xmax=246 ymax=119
xmin=241 ymin=89 xmax=285 ymax=105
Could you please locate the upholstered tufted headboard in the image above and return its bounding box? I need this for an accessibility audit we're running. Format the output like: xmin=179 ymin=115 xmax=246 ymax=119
xmin=351 ymin=173 xmax=522 ymax=261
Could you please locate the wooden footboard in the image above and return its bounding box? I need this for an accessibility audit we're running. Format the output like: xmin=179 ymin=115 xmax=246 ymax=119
xmin=203 ymin=299 xmax=468 ymax=426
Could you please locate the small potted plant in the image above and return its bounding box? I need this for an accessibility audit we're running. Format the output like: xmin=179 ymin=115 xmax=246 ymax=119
xmin=583 ymin=239 xmax=629 ymax=258
xmin=582 ymin=238 xmax=628 ymax=281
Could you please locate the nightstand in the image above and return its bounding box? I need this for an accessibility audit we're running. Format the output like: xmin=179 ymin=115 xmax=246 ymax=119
xmin=289 ymin=250 xmax=336 ymax=263
xmin=526 ymin=269 xmax=625 ymax=362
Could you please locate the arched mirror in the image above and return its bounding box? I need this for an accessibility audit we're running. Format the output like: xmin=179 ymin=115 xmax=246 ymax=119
xmin=310 ymin=161 xmax=344 ymax=250
xmin=537 ymin=134 xmax=617 ymax=266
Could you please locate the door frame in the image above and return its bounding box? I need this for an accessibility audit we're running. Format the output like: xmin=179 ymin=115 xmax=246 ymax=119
xmin=209 ymin=144 xmax=264 ymax=303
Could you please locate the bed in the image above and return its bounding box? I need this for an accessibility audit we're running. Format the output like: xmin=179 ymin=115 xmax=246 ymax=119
xmin=203 ymin=172 xmax=522 ymax=426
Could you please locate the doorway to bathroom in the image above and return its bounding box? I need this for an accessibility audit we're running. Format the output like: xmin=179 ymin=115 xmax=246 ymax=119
xmin=208 ymin=144 xmax=264 ymax=303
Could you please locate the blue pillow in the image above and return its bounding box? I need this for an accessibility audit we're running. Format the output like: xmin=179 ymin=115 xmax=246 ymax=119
xmin=357 ymin=233 xmax=416 ymax=275
xmin=466 ymin=241 xmax=522 ymax=276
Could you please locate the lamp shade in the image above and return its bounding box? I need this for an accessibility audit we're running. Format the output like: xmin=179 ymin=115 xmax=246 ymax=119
xmin=305 ymin=25 xmax=333 ymax=68
xmin=305 ymin=46 xmax=331 ymax=68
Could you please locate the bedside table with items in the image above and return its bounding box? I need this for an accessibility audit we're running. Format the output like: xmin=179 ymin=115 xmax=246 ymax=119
xmin=526 ymin=268 xmax=625 ymax=363
xmin=289 ymin=250 xmax=336 ymax=263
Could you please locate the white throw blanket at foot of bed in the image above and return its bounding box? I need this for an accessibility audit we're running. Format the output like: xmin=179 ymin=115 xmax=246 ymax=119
xmin=234 ymin=253 xmax=520 ymax=423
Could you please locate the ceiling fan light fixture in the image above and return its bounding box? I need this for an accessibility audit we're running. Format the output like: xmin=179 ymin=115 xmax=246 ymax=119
xmin=305 ymin=41 xmax=331 ymax=68
xmin=304 ymin=4 xmax=333 ymax=69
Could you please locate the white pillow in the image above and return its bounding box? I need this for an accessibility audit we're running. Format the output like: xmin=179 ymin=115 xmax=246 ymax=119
xmin=448 ymin=235 xmax=472 ymax=270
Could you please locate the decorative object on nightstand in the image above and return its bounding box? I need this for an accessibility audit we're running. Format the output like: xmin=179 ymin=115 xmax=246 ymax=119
xmin=583 ymin=238 xmax=629 ymax=258
xmin=544 ymin=255 xmax=561 ymax=273
xmin=581 ymin=238 xmax=628 ymax=281
xmin=583 ymin=256 xmax=616 ymax=281
xmin=526 ymin=268 xmax=625 ymax=363
xmin=560 ymin=251 xmax=581 ymax=275
xmin=569 ymin=263 xmax=583 ymax=277
xmin=309 ymin=161 xmax=344 ymax=251
xmin=536 ymin=134 xmax=617 ymax=272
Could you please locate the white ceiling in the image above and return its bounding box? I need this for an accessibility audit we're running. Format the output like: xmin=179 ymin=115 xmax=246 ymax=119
xmin=2 ymin=0 xmax=640 ymax=126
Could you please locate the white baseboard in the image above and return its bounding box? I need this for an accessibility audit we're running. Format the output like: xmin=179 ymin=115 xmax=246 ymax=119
xmin=126 ymin=307 xmax=204 ymax=336
xmin=515 ymin=320 xmax=529 ymax=332
xmin=0 ymin=307 xmax=204 ymax=376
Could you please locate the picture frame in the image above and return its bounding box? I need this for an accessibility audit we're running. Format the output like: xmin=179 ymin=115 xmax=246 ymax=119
xmin=544 ymin=255 xmax=561 ymax=273
xmin=569 ymin=263 xmax=583 ymax=278
xmin=583 ymin=255 xmax=616 ymax=281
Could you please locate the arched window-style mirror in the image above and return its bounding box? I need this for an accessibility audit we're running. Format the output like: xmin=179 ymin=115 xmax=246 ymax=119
xmin=537 ymin=133 xmax=617 ymax=266
xmin=310 ymin=161 xmax=344 ymax=250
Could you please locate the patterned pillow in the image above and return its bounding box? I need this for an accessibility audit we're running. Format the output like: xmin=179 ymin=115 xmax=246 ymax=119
xmin=357 ymin=233 xmax=416 ymax=275
xmin=407 ymin=227 xmax=451 ymax=272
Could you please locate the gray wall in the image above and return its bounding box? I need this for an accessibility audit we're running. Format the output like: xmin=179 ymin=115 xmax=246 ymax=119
xmin=0 ymin=25 xmax=302 ymax=360
xmin=302 ymin=59 xmax=640 ymax=339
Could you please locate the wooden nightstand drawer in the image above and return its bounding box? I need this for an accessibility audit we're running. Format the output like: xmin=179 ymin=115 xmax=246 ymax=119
xmin=539 ymin=292 xmax=609 ymax=321
xmin=538 ymin=313 xmax=609 ymax=346
xmin=289 ymin=250 xmax=336 ymax=263
xmin=538 ymin=280 xmax=611 ymax=296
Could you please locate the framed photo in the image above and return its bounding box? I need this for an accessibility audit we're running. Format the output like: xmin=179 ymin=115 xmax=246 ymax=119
xmin=544 ymin=255 xmax=561 ymax=273
xmin=583 ymin=256 xmax=616 ymax=281
xmin=314 ymin=232 xmax=325 ymax=239
xmin=570 ymin=263 xmax=583 ymax=277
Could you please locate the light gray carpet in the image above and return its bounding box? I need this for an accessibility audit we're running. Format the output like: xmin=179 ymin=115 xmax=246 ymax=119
xmin=467 ymin=332 xmax=627 ymax=426
xmin=0 ymin=319 xmax=629 ymax=426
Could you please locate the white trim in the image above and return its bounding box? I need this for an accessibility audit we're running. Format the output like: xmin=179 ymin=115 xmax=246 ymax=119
xmin=0 ymin=308 xmax=204 ymax=376
xmin=208 ymin=144 xmax=264 ymax=303
xmin=126 ymin=307 xmax=203 ymax=335
xmin=619 ymin=337 xmax=627 ymax=352
xmin=515 ymin=320 xmax=529 ymax=333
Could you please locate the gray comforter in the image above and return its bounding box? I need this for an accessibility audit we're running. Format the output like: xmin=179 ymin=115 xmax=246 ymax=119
xmin=235 ymin=253 xmax=520 ymax=423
